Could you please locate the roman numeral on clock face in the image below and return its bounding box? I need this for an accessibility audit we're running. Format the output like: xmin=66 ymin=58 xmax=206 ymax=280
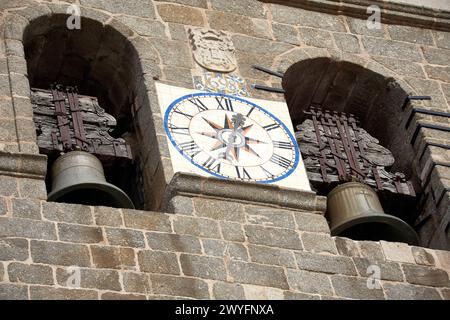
xmin=179 ymin=141 xmax=201 ymax=158
xmin=273 ymin=140 xmax=292 ymax=149
xmin=189 ymin=98 xmax=208 ymax=112
xmin=270 ymin=154 xmax=292 ymax=169
xmin=168 ymin=124 xmax=190 ymax=136
xmin=216 ymin=97 xmax=234 ymax=111
xmin=263 ymin=123 xmax=280 ymax=131
xmin=235 ymin=166 xmax=251 ymax=180
xmin=174 ymin=108 xmax=193 ymax=120
xmin=203 ymin=157 xmax=221 ymax=172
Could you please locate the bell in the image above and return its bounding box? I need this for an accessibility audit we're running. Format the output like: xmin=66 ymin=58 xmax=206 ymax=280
xmin=327 ymin=182 xmax=418 ymax=245
xmin=48 ymin=151 xmax=135 ymax=209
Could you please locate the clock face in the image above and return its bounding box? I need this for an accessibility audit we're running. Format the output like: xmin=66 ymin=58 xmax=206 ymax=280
xmin=164 ymin=92 xmax=299 ymax=183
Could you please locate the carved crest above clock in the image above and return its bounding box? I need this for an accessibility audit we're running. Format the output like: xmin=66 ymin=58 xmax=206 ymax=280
xmin=188 ymin=27 xmax=237 ymax=73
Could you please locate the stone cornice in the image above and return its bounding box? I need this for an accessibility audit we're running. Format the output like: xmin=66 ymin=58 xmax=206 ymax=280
xmin=163 ymin=172 xmax=327 ymax=214
xmin=261 ymin=0 xmax=450 ymax=31
xmin=0 ymin=152 xmax=47 ymax=179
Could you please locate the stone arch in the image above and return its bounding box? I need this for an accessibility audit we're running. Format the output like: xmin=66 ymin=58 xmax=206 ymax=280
xmin=2 ymin=9 xmax=169 ymax=210
xmin=282 ymin=57 xmax=418 ymax=178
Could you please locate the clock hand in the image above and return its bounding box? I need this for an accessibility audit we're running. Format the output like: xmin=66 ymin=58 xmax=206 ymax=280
xmin=221 ymin=114 xmax=246 ymax=162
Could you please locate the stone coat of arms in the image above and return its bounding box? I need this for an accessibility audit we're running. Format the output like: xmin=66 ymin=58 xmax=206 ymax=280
xmin=189 ymin=27 xmax=237 ymax=73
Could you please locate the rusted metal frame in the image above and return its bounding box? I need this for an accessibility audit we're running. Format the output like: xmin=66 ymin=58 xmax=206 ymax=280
xmin=51 ymin=86 xmax=72 ymax=151
xmin=311 ymin=111 xmax=330 ymax=183
xmin=337 ymin=113 xmax=365 ymax=178
xmin=411 ymin=123 xmax=450 ymax=146
xmin=66 ymin=87 xmax=89 ymax=151
xmin=321 ymin=112 xmax=347 ymax=180
xmin=349 ymin=116 xmax=370 ymax=176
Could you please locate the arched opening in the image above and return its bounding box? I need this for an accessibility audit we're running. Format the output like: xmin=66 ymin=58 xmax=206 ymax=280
xmin=23 ymin=15 xmax=158 ymax=210
xmin=282 ymin=57 xmax=421 ymax=241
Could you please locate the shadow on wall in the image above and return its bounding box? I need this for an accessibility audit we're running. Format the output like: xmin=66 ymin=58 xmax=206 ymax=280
xmin=23 ymin=14 xmax=162 ymax=210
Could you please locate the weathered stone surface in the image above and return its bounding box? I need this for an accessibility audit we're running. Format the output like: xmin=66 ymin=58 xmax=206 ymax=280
xmin=0 ymin=198 xmax=7 ymax=216
xmin=334 ymin=237 xmax=360 ymax=257
xmin=30 ymin=286 xmax=98 ymax=300
xmin=298 ymin=28 xmax=334 ymax=49
xmin=173 ymin=216 xmax=221 ymax=239
xmin=105 ymin=228 xmax=146 ymax=248
xmin=165 ymin=196 xmax=194 ymax=215
xmin=152 ymin=39 xmax=193 ymax=68
xmin=245 ymin=225 xmax=301 ymax=250
xmin=180 ymin=254 xmax=226 ymax=280
xmin=333 ymin=33 xmax=361 ymax=53
xmin=8 ymin=263 xmax=53 ymax=285
xmin=138 ymin=250 xmax=180 ymax=275
xmin=422 ymin=47 xmax=450 ymax=66
xmin=94 ymin=206 xmax=123 ymax=227
xmin=331 ymin=275 xmax=384 ymax=299
xmin=208 ymin=11 xmax=270 ymax=39
xmin=101 ymin=292 xmax=146 ymax=300
xmin=0 ymin=176 xmax=19 ymax=197
xmin=0 ymin=284 xmax=28 ymax=300
xmin=123 ymin=210 xmax=171 ymax=232
xmin=353 ymin=258 xmax=404 ymax=281
xmin=43 ymin=202 xmax=93 ymax=225
xmin=441 ymin=289 xmax=450 ymax=300
xmin=371 ymin=56 xmax=425 ymax=78
xmin=220 ymin=221 xmax=245 ymax=242
xmin=116 ymin=16 xmax=165 ymax=38
xmin=157 ymin=4 xmax=204 ymax=26
xmin=232 ymin=35 xmax=293 ymax=56
xmin=210 ymin=0 xmax=265 ymax=19
xmin=11 ymin=198 xmax=40 ymax=220
xmin=286 ymin=269 xmax=333 ymax=295
xmin=0 ymin=217 xmax=56 ymax=240
xmin=81 ymin=0 xmax=156 ymax=18
xmin=383 ymin=283 xmax=442 ymax=300
xmin=18 ymin=178 xmax=46 ymax=200
xmin=402 ymin=264 xmax=450 ymax=287
xmin=168 ymin=23 xmax=188 ymax=41
xmin=56 ymin=268 xmax=121 ymax=291
xmin=91 ymin=246 xmax=135 ymax=269
xmin=433 ymin=30 xmax=450 ymax=50
xmin=228 ymin=261 xmax=289 ymax=289
xmin=163 ymin=66 xmax=194 ymax=88
xmin=294 ymin=212 xmax=330 ymax=233
xmin=412 ymin=247 xmax=436 ymax=266
xmin=150 ymin=274 xmax=210 ymax=299
xmin=424 ymin=66 xmax=450 ymax=82
xmin=30 ymin=240 xmax=91 ymax=267
xmin=284 ymin=291 xmax=321 ymax=300
xmin=227 ymin=243 xmax=249 ymax=261
xmin=123 ymin=272 xmax=151 ymax=294
xmin=0 ymin=238 xmax=28 ymax=261
xmin=346 ymin=16 xmax=385 ymax=37
xmin=243 ymin=284 xmax=284 ymax=299
xmin=147 ymin=232 xmax=201 ymax=254
xmin=362 ymin=37 xmax=422 ymax=62
xmin=193 ymin=198 xmax=244 ymax=222
xmin=213 ymin=282 xmax=245 ymax=299
xmin=388 ymin=25 xmax=434 ymax=45
xmin=245 ymin=206 xmax=295 ymax=229
xmin=301 ymin=232 xmax=337 ymax=254
xmin=248 ymin=245 xmax=296 ymax=268
xmin=272 ymin=4 xmax=346 ymax=32
xmin=295 ymin=252 xmax=357 ymax=275
xmin=202 ymin=239 xmax=227 ymax=257
xmin=58 ymin=223 xmax=103 ymax=244
xmin=380 ymin=241 xmax=414 ymax=263
xmin=272 ymin=23 xmax=300 ymax=45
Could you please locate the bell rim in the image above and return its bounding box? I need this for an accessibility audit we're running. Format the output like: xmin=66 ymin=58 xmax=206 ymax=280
xmin=331 ymin=213 xmax=419 ymax=245
xmin=47 ymin=181 xmax=135 ymax=209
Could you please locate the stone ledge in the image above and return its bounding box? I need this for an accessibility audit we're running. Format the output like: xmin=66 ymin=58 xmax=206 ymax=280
xmin=262 ymin=0 xmax=450 ymax=31
xmin=162 ymin=172 xmax=327 ymax=214
xmin=0 ymin=151 xmax=47 ymax=179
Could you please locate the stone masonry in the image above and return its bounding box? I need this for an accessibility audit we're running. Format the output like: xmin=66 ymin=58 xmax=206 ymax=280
xmin=0 ymin=0 xmax=450 ymax=299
